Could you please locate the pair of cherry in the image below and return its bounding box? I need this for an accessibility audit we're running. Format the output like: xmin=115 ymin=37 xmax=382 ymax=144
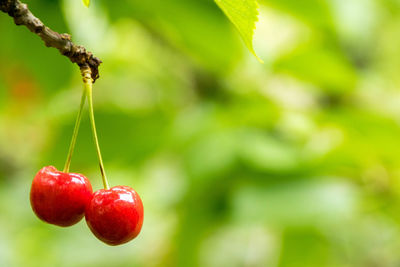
xmin=29 ymin=68 xmax=143 ymax=246
xmin=30 ymin=166 xmax=143 ymax=246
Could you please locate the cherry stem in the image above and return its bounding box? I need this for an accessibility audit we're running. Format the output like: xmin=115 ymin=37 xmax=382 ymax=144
xmin=63 ymin=85 xmax=87 ymax=173
xmin=82 ymin=67 xmax=110 ymax=190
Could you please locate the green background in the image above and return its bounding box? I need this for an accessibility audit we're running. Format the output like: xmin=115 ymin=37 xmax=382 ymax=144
xmin=1 ymin=0 xmax=400 ymax=266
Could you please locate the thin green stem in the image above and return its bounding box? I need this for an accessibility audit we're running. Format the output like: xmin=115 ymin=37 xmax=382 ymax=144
xmin=83 ymin=69 xmax=110 ymax=190
xmin=63 ymin=88 xmax=87 ymax=173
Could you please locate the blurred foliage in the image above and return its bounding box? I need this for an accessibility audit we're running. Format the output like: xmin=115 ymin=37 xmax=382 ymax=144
xmin=1 ymin=0 xmax=400 ymax=266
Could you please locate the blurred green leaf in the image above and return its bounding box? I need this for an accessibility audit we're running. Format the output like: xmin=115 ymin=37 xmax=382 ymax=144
xmin=82 ymin=0 xmax=90 ymax=8
xmin=215 ymin=0 xmax=263 ymax=62
xmin=239 ymin=130 xmax=300 ymax=172
xmin=232 ymin=179 xmax=358 ymax=226
xmin=100 ymin=0 xmax=244 ymax=73
xmin=261 ymin=0 xmax=334 ymax=30
xmin=273 ymin=43 xmax=357 ymax=92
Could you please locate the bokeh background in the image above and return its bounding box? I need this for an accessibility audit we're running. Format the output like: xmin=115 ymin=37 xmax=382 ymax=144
xmin=1 ymin=0 xmax=400 ymax=266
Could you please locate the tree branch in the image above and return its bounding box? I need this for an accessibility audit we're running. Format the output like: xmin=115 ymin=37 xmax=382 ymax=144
xmin=0 ymin=0 xmax=101 ymax=81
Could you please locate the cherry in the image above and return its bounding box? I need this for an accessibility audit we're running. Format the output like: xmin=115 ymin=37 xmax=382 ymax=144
xmin=30 ymin=166 xmax=93 ymax=227
xmin=85 ymin=185 xmax=144 ymax=246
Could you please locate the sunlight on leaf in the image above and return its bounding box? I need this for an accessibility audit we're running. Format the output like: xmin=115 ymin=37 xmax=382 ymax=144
xmin=215 ymin=0 xmax=263 ymax=62
xmin=82 ymin=0 xmax=90 ymax=8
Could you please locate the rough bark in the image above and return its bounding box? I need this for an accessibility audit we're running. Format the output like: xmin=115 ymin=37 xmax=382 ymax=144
xmin=0 ymin=0 xmax=101 ymax=81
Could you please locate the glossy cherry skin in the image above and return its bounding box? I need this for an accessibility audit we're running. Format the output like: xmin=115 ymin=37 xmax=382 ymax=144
xmin=30 ymin=166 xmax=93 ymax=227
xmin=85 ymin=186 xmax=144 ymax=246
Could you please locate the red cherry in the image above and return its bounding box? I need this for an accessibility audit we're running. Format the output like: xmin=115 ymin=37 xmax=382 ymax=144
xmin=30 ymin=166 xmax=93 ymax=227
xmin=85 ymin=186 xmax=144 ymax=245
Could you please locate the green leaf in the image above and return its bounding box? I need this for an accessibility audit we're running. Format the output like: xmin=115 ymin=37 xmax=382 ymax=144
xmin=215 ymin=0 xmax=263 ymax=62
xmin=82 ymin=0 xmax=90 ymax=8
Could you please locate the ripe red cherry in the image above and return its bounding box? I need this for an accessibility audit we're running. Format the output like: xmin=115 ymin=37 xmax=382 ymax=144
xmin=30 ymin=166 xmax=93 ymax=227
xmin=85 ymin=186 xmax=144 ymax=246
